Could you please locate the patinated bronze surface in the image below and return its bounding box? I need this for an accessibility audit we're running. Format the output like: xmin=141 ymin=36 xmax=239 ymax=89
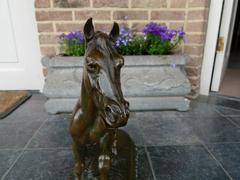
xmin=69 ymin=18 xmax=132 ymax=180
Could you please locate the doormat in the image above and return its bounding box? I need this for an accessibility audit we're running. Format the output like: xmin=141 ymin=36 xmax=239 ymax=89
xmin=0 ymin=90 xmax=31 ymax=119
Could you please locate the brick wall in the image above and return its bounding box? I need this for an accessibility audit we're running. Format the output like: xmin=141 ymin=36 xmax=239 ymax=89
xmin=35 ymin=0 xmax=210 ymax=97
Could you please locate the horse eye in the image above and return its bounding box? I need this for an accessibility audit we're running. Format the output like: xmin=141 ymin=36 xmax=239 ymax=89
xmin=87 ymin=62 xmax=100 ymax=73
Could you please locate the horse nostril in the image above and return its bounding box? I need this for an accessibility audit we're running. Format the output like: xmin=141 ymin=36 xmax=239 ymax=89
xmin=125 ymin=101 xmax=130 ymax=108
xmin=126 ymin=111 xmax=130 ymax=118
xmin=105 ymin=105 xmax=116 ymax=123
xmin=105 ymin=106 xmax=112 ymax=113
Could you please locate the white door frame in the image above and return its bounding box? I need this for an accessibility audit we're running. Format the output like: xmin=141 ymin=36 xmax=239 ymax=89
xmin=200 ymin=0 xmax=224 ymax=95
xmin=200 ymin=0 xmax=239 ymax=95
xmin=211 ymin=0 xmax=237 ymax=91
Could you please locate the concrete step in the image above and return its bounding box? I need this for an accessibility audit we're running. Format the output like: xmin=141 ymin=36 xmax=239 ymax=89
xmin=45 ymin=97 xmax=190 ymax=114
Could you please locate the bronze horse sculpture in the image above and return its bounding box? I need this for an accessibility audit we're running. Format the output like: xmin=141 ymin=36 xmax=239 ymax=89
xmin=69 ymin=18 xmax=132 ymax=180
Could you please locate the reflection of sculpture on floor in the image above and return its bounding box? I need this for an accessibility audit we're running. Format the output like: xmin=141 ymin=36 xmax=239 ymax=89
xmin=69 ymin=129 xmax=136 ymax=180
xmin=69 ymin=18 xmax=134 ymax=179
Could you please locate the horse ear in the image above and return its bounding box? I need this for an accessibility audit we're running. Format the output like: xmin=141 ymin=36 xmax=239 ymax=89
xmin=84 ymin=18 xmax=94 ymax=42
xmin=109 ymin=22 xmax=119 ymax=42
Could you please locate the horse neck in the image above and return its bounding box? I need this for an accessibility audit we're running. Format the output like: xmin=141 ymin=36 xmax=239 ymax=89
xmin=80 ymin=76 xmax=98 ymax=123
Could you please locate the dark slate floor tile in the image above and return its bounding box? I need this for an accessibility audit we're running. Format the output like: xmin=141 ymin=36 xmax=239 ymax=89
xmin=3 ymin=148 xmax=153 ymax=180
xmin=146 ymin=102 xmax=222 ymax=119
xmin=216 ymin=107 xmax=240 ymax=117
xmin=120 ymin=115 xmax=145 ymax=146
xmin=0 ymin=121 xmax=43 ymax=149
xmin=1 ymin=95 xmax=48 ymax=123
xmin=208 ymin=143 xmax=240 ymax=180
xmin=136 ymin=147 xmax=154 ymax=180
xmin=28 ymin=93 xmax=47 ymax=101
xmin=196 ymin=95 xmax=240 ymax=110
xmin=185 ymin=116 xmax=240 ymax=143
xmin=27 ymin=114 xmax=71 ymax=149
xmin=228 ymin=117 xmax=240 ymax=127
xmin=188 ymin=101 xmax=223 ymax=118
xmin=4 ymin=149 xmax=74 ymax=180
xmin=147 ymin=145 xmax=230 ymax=180
xmin=0 ymin=150 xmax=21 ymax=178
xmin=136 ymin=112 xmax=200 ymax=146
xmin=212 ymin=97 xmax=240 ymax=110
xmin=195 ymin=95 xmax=218 ymax=104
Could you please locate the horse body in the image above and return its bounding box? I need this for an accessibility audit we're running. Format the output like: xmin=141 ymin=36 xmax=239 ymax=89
xmin=69 ymin=18 xmax=130 ymax=180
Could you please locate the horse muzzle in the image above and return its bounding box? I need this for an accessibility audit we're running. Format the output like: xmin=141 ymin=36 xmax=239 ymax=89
xmin=103 ymin=100 xmax=130 ymax=128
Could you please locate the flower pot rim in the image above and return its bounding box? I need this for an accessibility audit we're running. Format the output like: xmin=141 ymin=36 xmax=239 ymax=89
xmin=42 ymin=54 xmax=190 ymax=68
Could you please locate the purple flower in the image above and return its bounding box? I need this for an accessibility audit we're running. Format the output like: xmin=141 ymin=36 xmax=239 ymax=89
xmin=60 ymin=31 xmax=84 ymax=44
xmin=143 ymin=22 xmax=185 ymax=41
xmin=160 ymin=32 xmax=170 ymax=40
xmin=116 ymin=41 xmax=120 ymax=47
xmin=175 ymin=27 xmax=185 ymax=38
xmin=116 ymin=26 xmax=131 ymax=47
xmin=178 ymin=30 xmax=185 ymax=38
xmin=143 ymin=23 xmax=169 ymax=37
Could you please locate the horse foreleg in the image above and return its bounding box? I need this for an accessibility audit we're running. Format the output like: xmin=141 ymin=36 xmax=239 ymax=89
xmin=72 ymin=139 xmax=85 ymax=180
xmin=70 ymin=108 xmax=86 ymax=180
xmin=98 ymin=132 xmax=113 ymax=180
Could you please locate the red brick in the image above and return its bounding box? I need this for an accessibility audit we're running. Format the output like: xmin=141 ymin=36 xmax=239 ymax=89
xmin=186 ymin=21 xmax=207 ymax=32
xmin=190 ymin=86 xmax=200 ymax=96
xmin=185 ymin=66 xmax=201 ymax=76
xmin=186 ymin=34 xmax=205 ymax=44
xmin=131 ymin=23 xmax=145 ymax=32
xmin=94 ymin=23 xmax=113 ymax=32
xmin=186 ymin=56 xmax=203 ymax=66
xmin=94 ymin=22 xmax=128 ymax=32
xmin=188 ymin=10 xmax=208 ymax=20
xmin=39 ymin=35 xmax=59 ymax=44
xmin=37 ymin=23 xmax=53 ymax=32
xmin=170 ymin=0 xmax=187 ymax=8
xmin=36 ymin=11 xmax=72 ymax=21
xmin=132 ymin=0 xmax=167 ymax=8
xmin=151 ymin=11 xmax=186 ymax=21
xmin=53 ymin=0 xmax=90 ymax=8
xmin=93 ymin=0 xmax=128 ymax=8
xmin=56 ymin=23 xmax=84 ymax=32
xmin=184 ymin=45 xmax=204 ymax=55
xmin=169 ymin=22 xmax=185 ymax=29
xmin=188 ymin=0 xmax=209 ymax=8
xmin=35 ymin=0 xmax=50 ymax=8
xmin=113 ymin=11 xmax=148 ymax=20
xmin=75 ymin=10 xmax=111 ymax=21
xmin=40 ymin=46 xmax=56 ymax=56
xmin=188 ymin=76 xmax=200 ymax=86
xmin=188 ymin=86 xmax=200 ymax=98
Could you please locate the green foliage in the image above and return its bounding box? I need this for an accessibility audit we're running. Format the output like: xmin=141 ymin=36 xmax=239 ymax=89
xmin=117 ymin=35 xmax=148 ymax=55
xmin=145 ymin=34 xmax=183 ymax=55
xmin=117 ymin=34 xmax=183 ymax=55
xmin=60 ymin=39 xmax=85 ymax=56
xmin=58 ymin=23 xmax=185 ymax=56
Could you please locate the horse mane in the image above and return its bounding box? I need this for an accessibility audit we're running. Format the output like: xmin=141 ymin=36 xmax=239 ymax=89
xmin=87 ymin=31 xmax=118 ymax=58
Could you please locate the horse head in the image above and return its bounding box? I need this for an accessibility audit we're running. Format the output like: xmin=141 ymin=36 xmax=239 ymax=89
xmin=82 ymin=18 xmax=130 ymax=128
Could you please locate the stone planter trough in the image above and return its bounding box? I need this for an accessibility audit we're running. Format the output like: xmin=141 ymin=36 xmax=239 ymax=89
xmin=42 ymin=55 xmax=191 ymax=114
